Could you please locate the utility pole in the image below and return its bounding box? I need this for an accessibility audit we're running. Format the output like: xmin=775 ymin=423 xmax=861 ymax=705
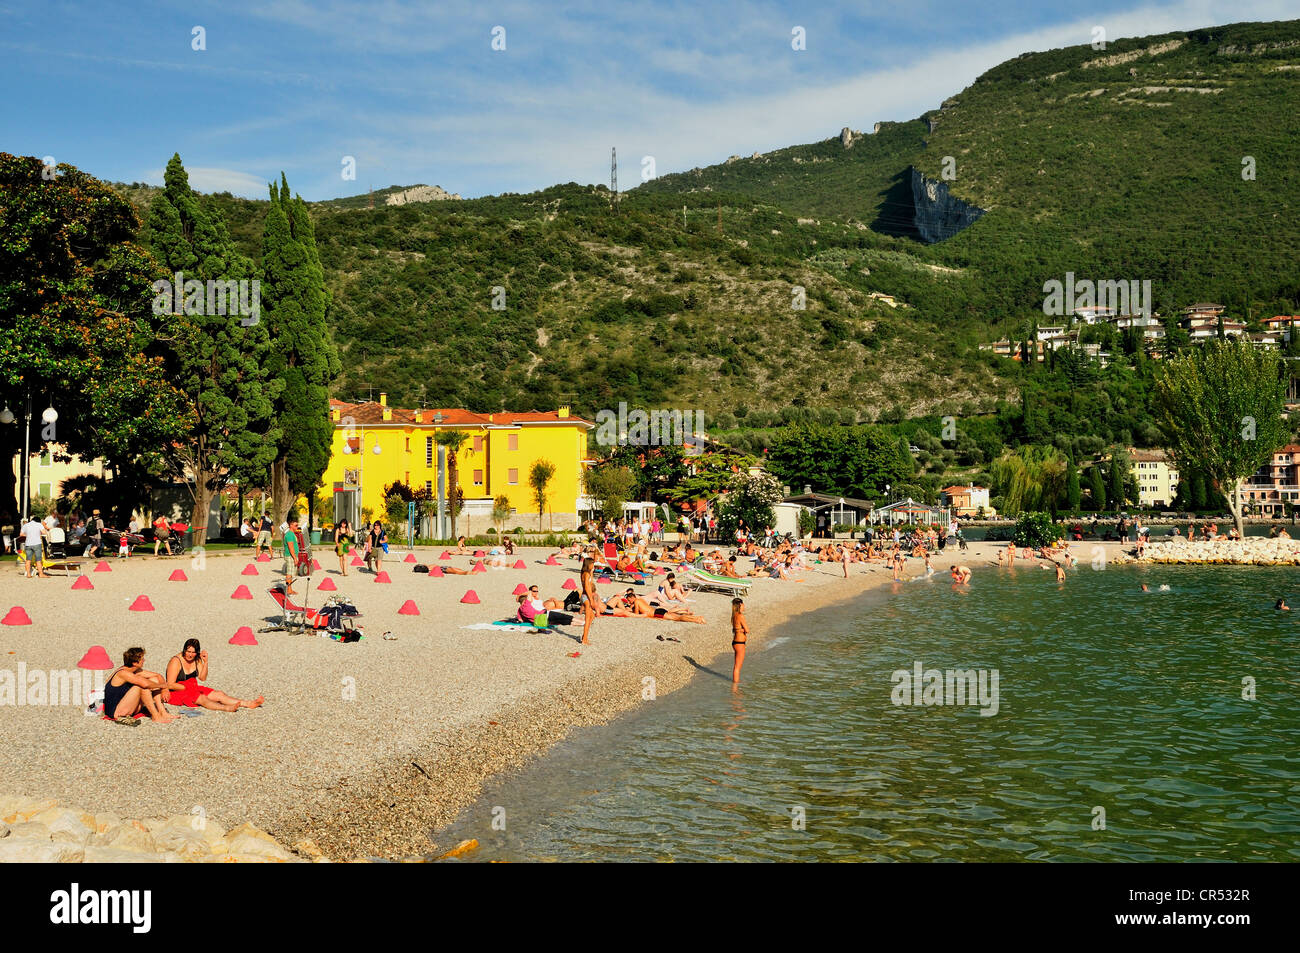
xmin=610 ymin=147 xmax=618 ymax=206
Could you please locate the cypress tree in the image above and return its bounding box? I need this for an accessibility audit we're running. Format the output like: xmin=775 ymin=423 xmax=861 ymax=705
xmin=261 ymin=174 xmax=341 ymax=523
xmin=1066 ymin=459 xmax=1082 ymax=512
xmin=1087 ymin=467 xmax=1107 ymax=511
xmin=143 ymin=154 xmax=279 ymax=537
xmin=1108 ymin=450 xmax=1129 ymax=511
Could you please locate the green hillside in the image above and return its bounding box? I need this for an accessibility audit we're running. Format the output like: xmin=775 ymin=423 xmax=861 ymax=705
xmin=112 ymin=18 xmax=1300 ymax=426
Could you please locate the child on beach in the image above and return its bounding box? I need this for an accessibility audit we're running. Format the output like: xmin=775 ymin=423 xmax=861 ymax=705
xmin=731 ymin=598 xmax=748 ymax=687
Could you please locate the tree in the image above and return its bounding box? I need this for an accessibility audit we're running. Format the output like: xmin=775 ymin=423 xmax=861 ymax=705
xmin=1107 ymin=448 xmax=1131 ymax=512
xmin=1065 ymin=459 xmax=1082 ymax=512
xmin=143 ymin=154 xmax=280 ymax=538
xmin=434 ymin=430 xmax=469 ymax=538
xmin=766 ymin=424 xmax=910 ymax=499
xmin=1086 ymin=466 xmax=1107 ymax=511
xmin=988 ymin=445 xmax=1068 ymax=517
xmin=1154 ymin=338 xmax=1288 ymax=536
xmin=260 ymin=173 xmax=340 ymax=524
xmin=583 ymin=465 xmax=636 ymax=523
xmin=491 ymin=494 xmax=512 ymax=536
xmin=528 ymin=459 xmax=557 ymax=530
xmin=0 ymin=153 xmax=186 ymax=526
xmin=715 ymin=470 xmax=782 ymax=540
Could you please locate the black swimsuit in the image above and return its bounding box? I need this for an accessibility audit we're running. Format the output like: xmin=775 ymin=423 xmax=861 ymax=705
xmin=103 ymin=668 xmax=131 ymax=717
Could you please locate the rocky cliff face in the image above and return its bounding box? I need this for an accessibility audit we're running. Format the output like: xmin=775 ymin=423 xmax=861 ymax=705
xmin=910 ymin=167 xmax=986 ymax=243
xmin=385 ymin=184 xmax=461 ymax=205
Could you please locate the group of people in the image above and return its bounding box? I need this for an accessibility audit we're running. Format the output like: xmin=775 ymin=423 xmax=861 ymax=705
xmin=10 ymin=509 xmax=188 ymax=576
xmin=102 ymin=641 xmax=263 ymax=725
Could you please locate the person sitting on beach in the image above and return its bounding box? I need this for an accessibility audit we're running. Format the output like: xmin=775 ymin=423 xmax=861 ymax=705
xmin=453 ymin=536 xmax=468 ymax=554
xmin=164 ymin=639 xmax=264 ymax=712
xmin=950 ymin=565 xmax=971 ymax=584
xmin=717 ymin=556 xmax=742 ymax=579
xmin=655 ymin=573 xmax=691 ymax=603
xmin=503 ymin=536 xmax=515 ymax=555
xmin=103 ymin=647 xmax=186 ymax=725
xmin=1279 ymin=528 xmax=1292 ymax=540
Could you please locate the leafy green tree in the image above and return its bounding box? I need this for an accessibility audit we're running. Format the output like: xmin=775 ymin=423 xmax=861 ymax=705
xmin=0 ymin=153 xmax=186 ymax=526
xmin=491 ymin=494 xmax=512 ymax=536
xmin=1012 ymin=512 xmax=1065 ymax=548
xmin=583 ymin=465 xmax=636 ymax=522
xmin=143 ymin=154 xmax=279 ymax=537
xmin=261 ymin=173 xmax=340 ymax=523
xmin=766 ymin=424 xmax=910 ymax=498
xmin=529 ymin=459 xmax=556 ymax=530
xmin=1154 ymin=339 xmax=1288 ymax=536
xmin=989 ymin=445 xmax=1068 ymax=516
xmin=715 ymin=471 xmax=782 ymax=540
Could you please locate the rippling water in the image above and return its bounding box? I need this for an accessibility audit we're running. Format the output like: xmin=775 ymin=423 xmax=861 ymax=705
xmin=437 ymin=565 xmax=1300 ymax=861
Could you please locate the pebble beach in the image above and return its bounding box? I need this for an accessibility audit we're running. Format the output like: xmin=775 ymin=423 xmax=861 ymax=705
xmin=0 ymin=539 xmax=1121 ymax=861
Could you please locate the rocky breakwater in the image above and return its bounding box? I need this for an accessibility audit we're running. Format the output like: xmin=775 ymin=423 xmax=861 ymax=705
xmin=0 ymin=794 xmax=315 ymax=863
xmin=1120 ymin=537 xmax=1300 ymax=566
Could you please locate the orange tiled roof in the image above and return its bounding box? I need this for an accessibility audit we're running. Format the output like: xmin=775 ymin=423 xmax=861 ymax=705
xmin=329 ymin=400 xmax=590 ymax=428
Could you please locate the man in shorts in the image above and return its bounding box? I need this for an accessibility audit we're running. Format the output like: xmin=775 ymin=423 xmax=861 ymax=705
xmin=255 ymin=513 xmax=273 ymax=556
xmin=21 ymin=515 xmax=48 ymax=578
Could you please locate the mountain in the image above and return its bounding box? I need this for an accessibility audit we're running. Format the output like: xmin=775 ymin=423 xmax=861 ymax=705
xmin=113 ymin=18 xmax=1300 ymax=425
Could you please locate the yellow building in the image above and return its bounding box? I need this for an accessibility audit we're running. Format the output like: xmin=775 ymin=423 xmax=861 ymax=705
xmin=1129 ymin=448 xmax=1179 ymax=509
xmin=322 ymin=395 xmax=592 ymax=535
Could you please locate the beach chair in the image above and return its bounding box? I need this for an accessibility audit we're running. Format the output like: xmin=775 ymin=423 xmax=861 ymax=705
xmin=39 ymin=533 xmax=81 ymax=575
xmin=685 ymin=557 xmax=752 ymax=597
xmin=601 ymin=541 xmax=650 ymax=584
xmin=262 ymin=582 xmax=363 ymax=638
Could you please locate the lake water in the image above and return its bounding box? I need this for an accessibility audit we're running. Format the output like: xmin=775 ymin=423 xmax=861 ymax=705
xmin=436 ymin=564 xmax=1300 ymax=861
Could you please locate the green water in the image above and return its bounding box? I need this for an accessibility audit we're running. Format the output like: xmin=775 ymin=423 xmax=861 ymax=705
xmin=437 ymin=565 xmax=1299 ymax=861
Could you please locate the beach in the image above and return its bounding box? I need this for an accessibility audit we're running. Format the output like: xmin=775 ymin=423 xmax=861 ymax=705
xmin=0 ymin=540 xmax=1124 ymax=860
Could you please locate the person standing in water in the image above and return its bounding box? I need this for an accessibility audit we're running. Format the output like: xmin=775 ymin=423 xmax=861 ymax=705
xmin=731 ymin=598 xmax=749 ymax=688
xmin=580 ymin=556 xmax=599 ymax=645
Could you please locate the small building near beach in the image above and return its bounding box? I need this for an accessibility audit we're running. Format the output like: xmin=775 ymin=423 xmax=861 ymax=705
xmin=1129 ymin=449 xmax=1179 ymax=509
xmin=939 ymin=484 xmax=993 ymax=518
xmin=782 ymin=491 xmax=874 ymax=536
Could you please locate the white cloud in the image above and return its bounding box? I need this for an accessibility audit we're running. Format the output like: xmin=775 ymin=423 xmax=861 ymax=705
xmin=144 ymin=166 xmax=271 ymax=196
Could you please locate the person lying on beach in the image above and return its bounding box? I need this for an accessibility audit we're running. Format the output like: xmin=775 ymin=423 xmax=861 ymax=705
xmin=525 ymin=584 xmax=565 ymax=611
xmin=950 ymin=565 xmax=971 ymax=584
xmin=164 ymin=639 xmax=264 ymax=712
xmin=617 ymin=589 xmax=706 ymax=623
xmin=103 ymin=647 xmax=186 ymax=725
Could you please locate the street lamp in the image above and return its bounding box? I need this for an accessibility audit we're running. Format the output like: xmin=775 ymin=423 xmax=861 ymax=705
xmin=1 ymin=395 xmax=48 ymax=523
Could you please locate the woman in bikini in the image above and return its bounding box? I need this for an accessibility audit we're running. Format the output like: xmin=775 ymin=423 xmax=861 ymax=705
xmin=164 ymin=639 xmax=264 ymax=712
xmin=334 ymin=519 xmax=353 ymax=576
xmin=580 ymin=556 xmax=598 ymax=645
xmin=731 ymin=598 xmax=749 ymax=687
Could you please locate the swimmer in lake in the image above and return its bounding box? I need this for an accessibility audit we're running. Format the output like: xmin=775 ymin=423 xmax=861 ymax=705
xmin=1275 ymin=598 xmax=1290 ymax=610
xmin=950 ymin=565 xmax=971 ymax=584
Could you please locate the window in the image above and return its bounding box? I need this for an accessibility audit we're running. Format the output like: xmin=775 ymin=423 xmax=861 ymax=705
xmin=508 ymin=468 xmax=518 ymax=485
xmin=405 ymin=437 xmax=410 ymax=453
xmin=39 ymin=451 xmax=51 ymax=467
xmin=473 ymin=436 xmax=483 ymax=452
xmin=38 ymin=482 xmax=51 ymax=498
xmin=473 ymin=469 xmax=484 ymax=486
xmin=425 ymin=481 xmax=432 ymax=494
xmin=508 ymin=433 xmax=518 ymax=451
xmin=426 ymin=436 xmax=433 ymax=466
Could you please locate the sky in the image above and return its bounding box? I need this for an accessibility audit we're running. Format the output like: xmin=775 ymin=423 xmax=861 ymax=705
xmin=3 ymin=0 xmax=1299 ymax=200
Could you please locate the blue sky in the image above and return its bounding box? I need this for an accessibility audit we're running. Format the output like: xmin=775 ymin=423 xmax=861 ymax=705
xmin=2 ymin=0 xmax=1297 ymax=200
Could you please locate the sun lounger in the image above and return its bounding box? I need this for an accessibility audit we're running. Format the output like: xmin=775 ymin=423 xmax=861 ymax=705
xmin=601 ymin=541 xmax=651 ymax=583
xmin=685 ymin=558 xmax=752 ymax=597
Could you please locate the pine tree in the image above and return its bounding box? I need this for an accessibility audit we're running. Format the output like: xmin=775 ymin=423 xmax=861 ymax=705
xmin=261 ymin=174 xmax=341 ymax=523
xmin=143 ymin=154 xmax=280 ymax=537
xmin=1087 ymin=467 xmax=1107 ymax=511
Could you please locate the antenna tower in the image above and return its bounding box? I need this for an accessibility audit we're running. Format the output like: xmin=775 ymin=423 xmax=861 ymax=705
xmin=611 ymin=147 xmax=618 ymax=203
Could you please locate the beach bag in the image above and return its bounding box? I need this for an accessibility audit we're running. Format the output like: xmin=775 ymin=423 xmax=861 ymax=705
xmin=563 ymin=590 xmax=582 ymax=612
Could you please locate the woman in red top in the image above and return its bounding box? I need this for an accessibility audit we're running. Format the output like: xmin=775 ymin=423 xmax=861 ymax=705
xmin=152 ymin=515 xmax=171 ymax=556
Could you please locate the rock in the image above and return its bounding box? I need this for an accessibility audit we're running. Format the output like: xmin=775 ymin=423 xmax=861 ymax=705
xmin=7 ymin=821 xmax=52 ymax=840
xmin=433 ymin=838 xmax=479 ymax=860
xmin=32 ymin=807 xmax=93 ymax=841
xmin=225 ymin=834 xmax=292 ymax=861
xmin=911 ymin=168 xmax=985 ymax=244
xmin=293 ymin=839 xmax=324 ymax=860
xmin=92 ymin=825 xmax=156 ymax=853
xmin=0 ymin=797 xmax=57 ymax=824
xmin=92 ymin=812 xmax=122 ymax=834
xmin=83 ymin=846 xmax=184 ymax=863
xmin=0 ymin=838 xmax=84 ymax=863
xmin=152 ymin=825 xmax=215 ymax=861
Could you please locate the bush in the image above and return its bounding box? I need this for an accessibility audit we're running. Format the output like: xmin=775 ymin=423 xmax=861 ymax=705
xmin=1012 ymin=512 xmax=1064 ymax=548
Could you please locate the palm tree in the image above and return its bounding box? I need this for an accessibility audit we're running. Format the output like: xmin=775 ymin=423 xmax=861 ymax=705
xmin=434 ymin=430 xmax=469 ymax=538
